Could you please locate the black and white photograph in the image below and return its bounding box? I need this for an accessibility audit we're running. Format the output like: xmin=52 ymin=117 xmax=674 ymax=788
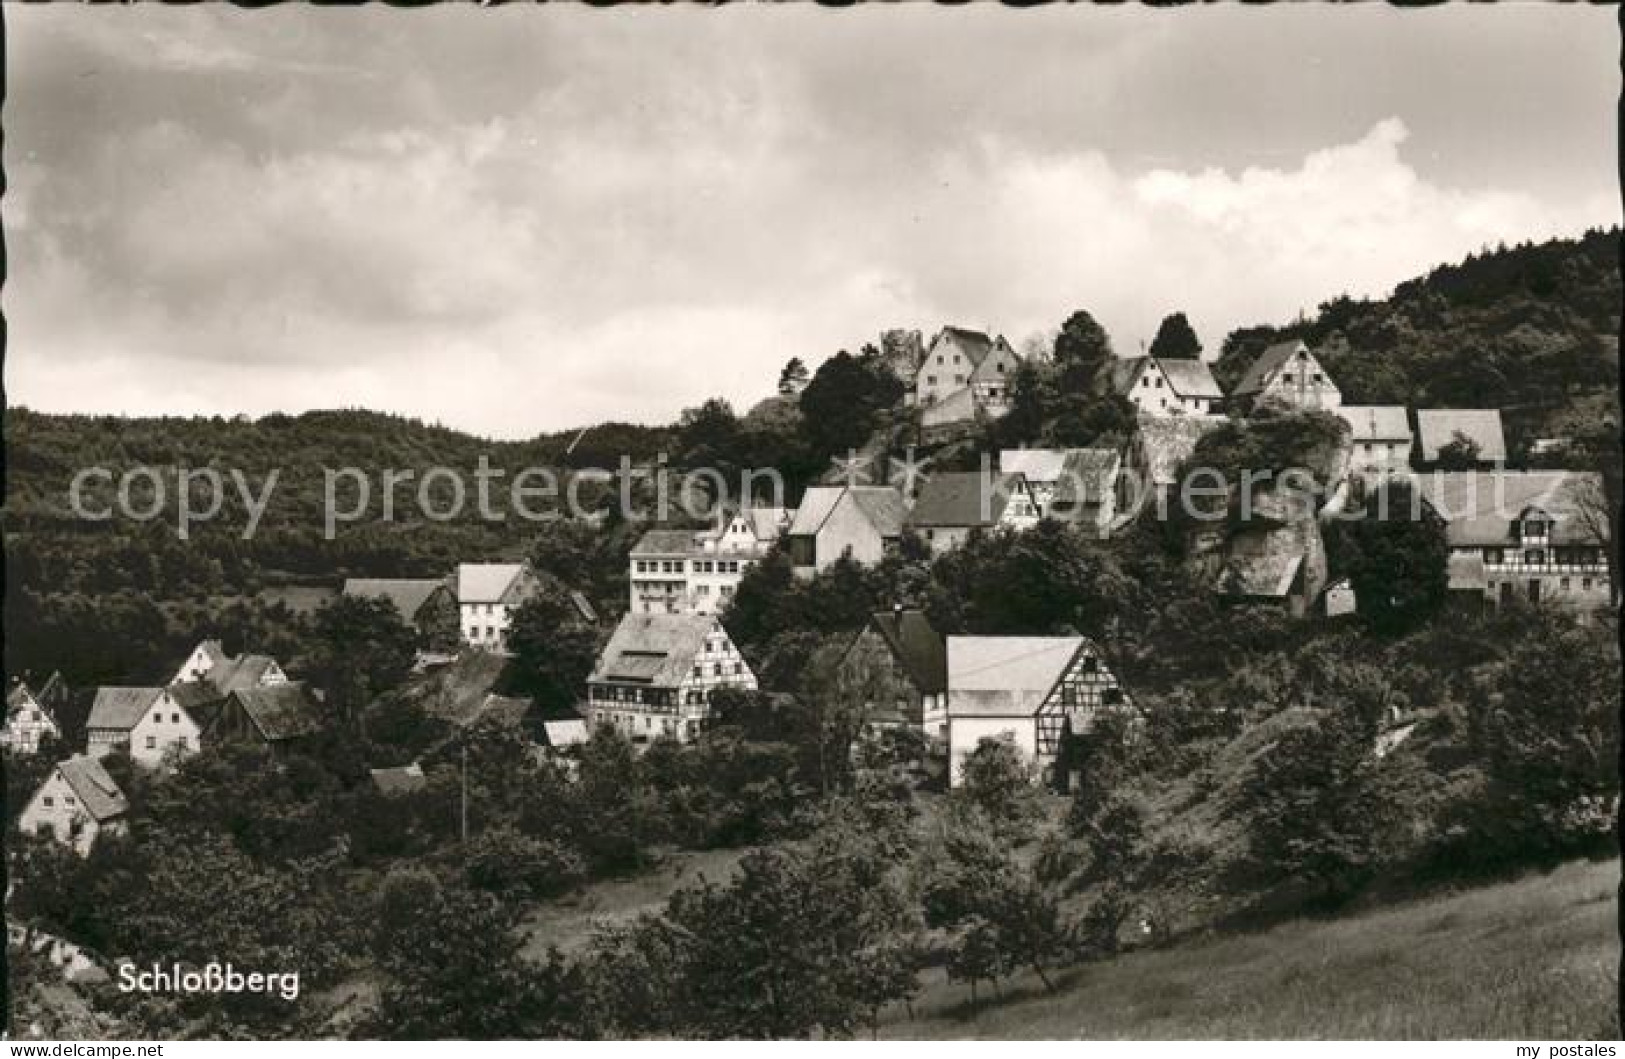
xmin=2 ymin=2 xmax=1621 ymax=1044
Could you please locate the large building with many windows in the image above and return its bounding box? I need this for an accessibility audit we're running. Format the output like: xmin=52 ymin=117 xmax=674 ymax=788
xmin=628 ymin=508 xmax=790 ymax=615
xmin=1407 ymin=470 xmax=1612 ymax=609
xmin=584 ymin=613 xmax=757 ymax=744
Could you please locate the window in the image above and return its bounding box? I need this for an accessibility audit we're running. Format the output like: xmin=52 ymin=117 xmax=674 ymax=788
xmin=1312 ymin=373 xmax=1323 ymax=383
xmin=1283 ymin=373 xmax=1295 ymax=384
xmin=1560 ymin=577 xmax=1572 ymax=591
xmin=1102 ymin=688 xmax=1124 ymax=706
xmin=1524 ymin=550 xmax=1544 ymax=566
xmin=29 ymin=710 xmax=40 ymax=721
xmin=42 ymin=796 xmax=53 ymax=808
xmin=1485 ymin=549 xmax=1504 ymax=565
xmin=927 ymin=375 xmax=937 ymax=386
xmin=1583 ymin=578 xmax=1594 ymax=590
xmin=146 ymin=736 xmax=157 ymax=750
xmin=1081 ymin=656 xmax=1098 ymax=674
xmin=1154 ymin=376 xmax=1163 ymax=388
xmin=153 ymin=712 xmax=162 ymax=724
xmin=714 ymin=664 xmax=724 ymax=678
xmin=64 ymin=795 xmax=75 ymax=806
xmin=172 ymin=713 xmax=180 ymax=723
xmin=936 ymin=355 xmax=944 ymax=365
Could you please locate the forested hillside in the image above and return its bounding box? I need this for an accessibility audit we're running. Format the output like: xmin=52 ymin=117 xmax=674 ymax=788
xmin=1214 ymin=227 xmax=1620 ymax=453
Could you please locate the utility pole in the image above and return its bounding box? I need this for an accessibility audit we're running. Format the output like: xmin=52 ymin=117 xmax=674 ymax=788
xmin=460 ymin=742 xmax=469 ymax=846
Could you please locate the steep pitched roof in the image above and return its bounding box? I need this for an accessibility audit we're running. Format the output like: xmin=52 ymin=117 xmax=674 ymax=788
xmin=1233 ymin=339 xmax=1309 ymax=397
xmin=747 ymin=507 xmax=791 ymax=541
xmin=206 ymin=655 xmax=282 ymax=696
xmin=369 ymin=762 xmax=426 ymax=796
xmin=1415 ymin=409 xmax=1507 ymax=464
xmin=1337 ymin=405 xmax=1412 ymax=443
xmin=8 ymin=683 xmax=38 ymax=715
xmin=790 ymin=486 xmax=907 ymax=539
xmin=56 ymin=755 xmax=129 ymax=822
xmin=948 ymin=636 xmax=1086 ymax=718
xmin=999 ymin=449 xmax=1071 ymax=484
xmin=1132 ymin=413 xmax=1229 ymax=487
xmin=866 ymin=609 xmax=948 ymax=694
xmin=1051 ymin=449 xmax=1123 ymax=506
xmin=846 ymin=486 xmax=909 ymax=538
xmin=168 ymin=681 xmax=223 ymax=716
xmin=969 ymin=336 xmax=1020 ymax=382
xmin=788 ymin=487 xmax=846 ymax=537
xmin=1406 ymin=470 xmax=1604 ymax=547
xmin=456 ymin=563 xmax=528 ymax=604
xmin=932 ymin=325 xmax=996 ymax=366
xmin=226 ymin=684 xmax=322 ymax=742
xmin=87 ymin=688 xmax=166 ymax=732
xmin=1100 ymin=357 xmax=1148 ymax=397
xmin=1153 ymin=358 xmax=1225 ymax=400
xmin=342 ymin=578 xmax=447 ymax=621
xmin=590 ymin=613 xmax=723 ymax=688
xmin=908 ymin=471 xmax=1025 ymax=528
xmin=1217 ymin=552 xmax=1304 ymax=599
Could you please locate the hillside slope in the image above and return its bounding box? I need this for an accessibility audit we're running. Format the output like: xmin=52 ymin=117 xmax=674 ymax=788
xmin=882 ymin=857 xmax=1618 ymax=1040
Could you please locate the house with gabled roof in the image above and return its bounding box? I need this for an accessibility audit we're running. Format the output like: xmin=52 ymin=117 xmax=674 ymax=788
xmin=837 ymin=607 xmax=949 ymax=736
xmin=1336 ymin=406 xmax=1413 ymax=477
xmin=205 ymin=683 xmax=323 ymax=749
xmin=1405 ymin=470 xmax=1611 ymax=609
xmin=1232 ymin=339 xmax=1342 ymax=413
xmin=906 ymin=471 xmax=1040 ymax=555
xmin=628 ymin=507 xmax=792 ymax=615
xmin=585 ymin=613 xmax=757 ymax=744
xmin=18 ymin=755 xmax=129 ymax=855
xmin=946 ymin=635 xmax=1134 ymax=786
xmin=343 ymin=577 xmax=459 ymax=649
xmin=171 ymin=639 xmax=231 ymax=686
xmin=3 ymin=681 xmax=62 ymax=756
xmin=456 ymin=562 xmax=541 ymax=650
xmin=1102 ymin=356 xmax=1225 ymax=416
xmin=1414 ymin=409 xmax=1507 ymax=468
xmin=87 ymin=687 xmax=201 ymax=767
xmin=914 ymin=326 xmax=1022 ymax=431
xmin=786 ymin=485 xmax=908 ymax=578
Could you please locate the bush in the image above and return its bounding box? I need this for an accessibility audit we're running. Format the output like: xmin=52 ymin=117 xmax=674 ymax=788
xmin=465 ymin=827 xmax=588 ymax=901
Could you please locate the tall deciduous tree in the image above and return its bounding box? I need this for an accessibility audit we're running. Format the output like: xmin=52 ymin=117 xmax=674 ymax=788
xmin=1148 ymin=312 xmax=1202 ymax=360
xmin=1334 ymin=480 xmax=1450 ymax=634
xmin=306 ymin=595 xmax=418 ymax=727
xmin=1052 ymin=310 xmax=1114 ymax=391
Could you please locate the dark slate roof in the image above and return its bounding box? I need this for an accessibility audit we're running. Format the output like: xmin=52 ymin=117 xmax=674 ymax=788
xmin=1217 ymin=553 xmax=1304 ymax=599
xmin=1051 ymin=449 xmax=1123 ymax=506
xmin=206 ymin=655 xmax=282 ymax=695
xmin=1415 ymin=409 xmax=1508 ymax=464
xmin=1233 ymin=339 xmax=1308 ymax=397
xmin=87 ymin=687 xmax=166 ymax=732
xmin=907 ymin=471 xmax=1025 ymax=528
xmin=866 ymin=609 xmax=948 ymax=695
xmin=57 ymin=755 xmax=129 ymax=823
xmin=1406 ymin=470 xmax=1605 ymax=548
xmin=227 ymin=684 xmax=322 ymax=742
xmin=631 ymin=529 xmax=704 ymax=556
xmin=168 ymin=681 xmax=224 ymax=715
xmin=933 ymin=325 xmax=996 ymax=366
xmin=1100 ymin=356 xmax=1147 ymax=397
xmin=369 ymin=763 xmax=427 ymax=797
xmin=342 ymin=578 xmax=447 ymax=621
xmin=591 ymin=613 xmax=726 ymax=688
xmin=1153 ymin=358 xmax=1225 ymax=400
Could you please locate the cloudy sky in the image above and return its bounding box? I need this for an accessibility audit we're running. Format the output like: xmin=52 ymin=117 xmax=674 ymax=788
xmin=6 ymin=5 xmax=1617 ymax=439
